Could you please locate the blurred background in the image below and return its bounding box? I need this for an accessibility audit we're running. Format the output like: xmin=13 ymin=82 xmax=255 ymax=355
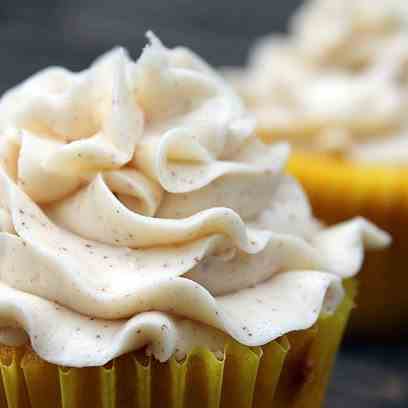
xmin=0 ymin=1 xmax=407 ymax=407
xmin=0 ymin=0 xmax=302 ymax=91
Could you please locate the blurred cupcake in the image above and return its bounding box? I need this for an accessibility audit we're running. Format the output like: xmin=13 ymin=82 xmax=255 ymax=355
xmin=226 ymin=0 xmax=408 ymax=337
xmin=0 ymin=33 xmax=389 ymax=407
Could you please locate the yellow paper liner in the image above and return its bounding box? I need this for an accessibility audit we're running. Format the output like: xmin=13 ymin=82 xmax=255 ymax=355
xmin=288 ymin=152 xmax=408 ymax=336
xmin=0 ymin=280 xmax=355 ymax=408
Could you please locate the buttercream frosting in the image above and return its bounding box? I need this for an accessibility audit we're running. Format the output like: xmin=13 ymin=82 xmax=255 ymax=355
xmin=0 ymin=33 xmax=389 ymax=367
xmin=226 ymin=0 xmax=408 ymax=163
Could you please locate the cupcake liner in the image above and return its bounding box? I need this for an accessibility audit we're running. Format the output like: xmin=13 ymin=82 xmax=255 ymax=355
xmin=289 ymin=152 xmax=408 ymax=336
xmin=0 ymin=280 xmax=355 ymax=408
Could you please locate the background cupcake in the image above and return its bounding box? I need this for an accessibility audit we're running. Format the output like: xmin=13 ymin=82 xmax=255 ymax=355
xmin=0 ymin=33 xmax=389 ymax=407
xmin=226 ymin=0 xmax=408 ymax=337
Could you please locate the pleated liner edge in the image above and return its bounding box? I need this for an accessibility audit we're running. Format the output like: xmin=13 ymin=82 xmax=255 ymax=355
xmin=0 ymin=279 xmax=355 ymax=408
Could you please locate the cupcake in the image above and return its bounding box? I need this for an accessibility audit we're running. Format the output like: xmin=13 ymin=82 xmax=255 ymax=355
xmin=0 ymin=32 xmax=389 ymax=407
xmin=226 ymin=0 xmax=407 ymax=337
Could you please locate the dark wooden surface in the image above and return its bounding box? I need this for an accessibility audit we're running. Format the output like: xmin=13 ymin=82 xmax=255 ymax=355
xmin=0 ymin=1 xmax=407 ymax=407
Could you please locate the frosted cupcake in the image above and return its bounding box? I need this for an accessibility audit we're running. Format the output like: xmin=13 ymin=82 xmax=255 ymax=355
xmin=226 ymin=0 xmax=408 ymax=336
xmin=0 ymin=33 xmax=389 ymax=407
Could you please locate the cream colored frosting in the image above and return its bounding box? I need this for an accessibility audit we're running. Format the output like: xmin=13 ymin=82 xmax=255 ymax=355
xmin=226 ymin=0 xmax=408 ymax=163
xmin=0 ymin=33 xmax=390 ymax=367
xmin=292 ymin=0 xmax=408 ymax=69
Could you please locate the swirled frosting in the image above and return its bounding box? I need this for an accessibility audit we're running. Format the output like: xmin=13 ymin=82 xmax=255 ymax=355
xmin=226 ymin=0 xmax=408 ymax=164
xmin=292 ymin=0 xmax=408 ymax=70
xmin=0 ymin=33 xmax=389 ymax=367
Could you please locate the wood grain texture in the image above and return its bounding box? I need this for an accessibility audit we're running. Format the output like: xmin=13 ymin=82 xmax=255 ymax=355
xmin=0 ymin=1 xmax=407 ymax=407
